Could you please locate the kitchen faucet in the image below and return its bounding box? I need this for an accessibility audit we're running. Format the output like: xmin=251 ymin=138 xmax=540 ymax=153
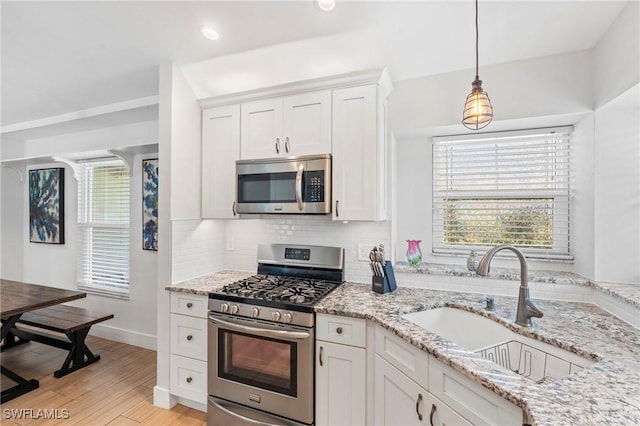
xmin=475 ymin=245 xmax=543 ymax=327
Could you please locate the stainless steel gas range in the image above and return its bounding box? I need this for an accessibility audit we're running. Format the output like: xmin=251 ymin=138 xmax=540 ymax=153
xmin=207 ymin=243 xmax=344 ymax=426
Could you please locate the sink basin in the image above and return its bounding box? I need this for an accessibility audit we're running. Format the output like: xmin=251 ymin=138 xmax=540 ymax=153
xmin=402 ymin=307 xmax=595 ymax=383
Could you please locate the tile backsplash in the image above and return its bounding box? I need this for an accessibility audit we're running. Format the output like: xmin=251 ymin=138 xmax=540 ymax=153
xmin=172 ymin=219 xmax=225 ymax=284
xmin=223 ymin=216 xmax=391 ymax=284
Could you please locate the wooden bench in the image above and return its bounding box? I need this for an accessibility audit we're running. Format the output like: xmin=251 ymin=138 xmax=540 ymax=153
xmin=2 ymin=305 xmax=114 ymax=378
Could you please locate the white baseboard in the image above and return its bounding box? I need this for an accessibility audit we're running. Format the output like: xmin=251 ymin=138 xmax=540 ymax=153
xmin=89 ymin=323 xmax=157 ymax=350
xmin=177 ymin=397 xmax=207 ymax=413
xmin=153 ymin=386 xmax=178 ymax=409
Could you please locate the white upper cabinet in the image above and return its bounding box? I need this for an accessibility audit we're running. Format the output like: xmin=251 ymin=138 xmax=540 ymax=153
xmin=332 ymin=84 xmax=389 ymax=221
xmin=240 ymin=90 xmax=332 ymax=160
xmin=202 ymin=104 xmax=240 ymax=219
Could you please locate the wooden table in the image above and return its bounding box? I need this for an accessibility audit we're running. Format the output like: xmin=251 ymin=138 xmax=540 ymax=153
xmin=1 ymin=279 xmax=86 ymax=403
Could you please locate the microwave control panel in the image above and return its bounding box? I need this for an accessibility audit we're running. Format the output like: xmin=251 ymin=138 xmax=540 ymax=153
xmin=304 ymin=171 xmax=325 ymax=203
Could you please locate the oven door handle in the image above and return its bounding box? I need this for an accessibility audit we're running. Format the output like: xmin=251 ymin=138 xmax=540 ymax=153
xmin=210 ymin=316 xmax=311 ymax=340
xmin=295 ymin=163 xmax=304 ymax=211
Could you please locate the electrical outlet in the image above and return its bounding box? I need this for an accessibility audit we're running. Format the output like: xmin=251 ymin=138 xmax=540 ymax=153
xmin=357 ymin=243 xmax=372 ymax=261
xmin=226 ymin=239 xmax=235 ymax=251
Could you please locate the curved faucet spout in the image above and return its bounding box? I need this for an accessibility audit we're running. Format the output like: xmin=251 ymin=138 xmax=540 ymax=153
xmin=475 ymin=244 xmax=543 ymax=327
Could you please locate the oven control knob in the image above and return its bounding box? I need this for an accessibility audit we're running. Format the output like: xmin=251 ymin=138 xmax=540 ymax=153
xmin=230 ymin=304 xmax=239 ymax=315
xmin=283 ymin=312 xmax=293 ymax=324
xmin=220 ymin=303 xmax=229 ymax=313
xmin=251 ymin=307 xmax=260 ymax=318
xmin=271 ymin=311 xmax=281 ymax=321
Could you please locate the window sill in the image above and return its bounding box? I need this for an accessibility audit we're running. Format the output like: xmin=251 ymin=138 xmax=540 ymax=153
xmin=78 ymin=284 xmax=130 ymax=300
xmin=393 ymin=261 xmax=589 ymax=286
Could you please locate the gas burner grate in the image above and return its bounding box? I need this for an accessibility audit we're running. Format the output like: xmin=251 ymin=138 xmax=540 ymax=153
xmin=221 ymin=275 xmax=339 ymax=306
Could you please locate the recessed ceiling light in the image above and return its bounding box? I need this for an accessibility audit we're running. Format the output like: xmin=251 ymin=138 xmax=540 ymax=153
xmin=200 ymin=26 xmax=219 ymax=41
xmin=316 ymin=0 xmax=336 ymax=12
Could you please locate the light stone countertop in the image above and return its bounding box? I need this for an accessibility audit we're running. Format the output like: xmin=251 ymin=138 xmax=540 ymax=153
xmin=167 ymin=270 xmax=640 ymax=426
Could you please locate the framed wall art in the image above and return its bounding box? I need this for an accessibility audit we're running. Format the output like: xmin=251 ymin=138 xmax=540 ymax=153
xmin=29 ymin=167 xmax=65 ymax=244
xmin=142 ymin=158 xmax=159 ymax=251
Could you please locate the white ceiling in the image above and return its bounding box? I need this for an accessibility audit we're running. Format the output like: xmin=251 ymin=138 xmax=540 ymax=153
xmin=0 ymin=0 xmax=628 ymax=133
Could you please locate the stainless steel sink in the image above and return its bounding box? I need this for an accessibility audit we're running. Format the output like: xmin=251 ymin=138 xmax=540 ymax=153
xmin=402 ymin=307 xmax=595 ymax=383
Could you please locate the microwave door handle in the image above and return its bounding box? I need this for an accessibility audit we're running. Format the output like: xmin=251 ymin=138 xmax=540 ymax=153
xmin=210 ymin=316 xmax=310 ymax=340
xmin=295 ymin=164 xmax=304 ymax=211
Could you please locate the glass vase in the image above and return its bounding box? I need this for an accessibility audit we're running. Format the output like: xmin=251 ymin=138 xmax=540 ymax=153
xmin=406 ymin=240 xmax=422 ymax=266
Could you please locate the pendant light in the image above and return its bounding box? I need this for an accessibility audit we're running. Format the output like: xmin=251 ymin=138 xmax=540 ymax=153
xmin=462 ymin=0 xmax=493 ymax=130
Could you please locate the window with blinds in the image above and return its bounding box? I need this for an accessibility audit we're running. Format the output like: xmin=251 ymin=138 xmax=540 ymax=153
xmin=77 ymin=159 xmax=131 ymax=296
xmin=432 ymin=126 xmax=572 ymax=260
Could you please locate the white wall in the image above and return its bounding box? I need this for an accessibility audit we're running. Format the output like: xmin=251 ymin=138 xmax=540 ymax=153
xmin=390 ymin=50 xmax=593 ymax=135
xmin=593 ymin=0 xmax=640 ymax=108
xmin=0 ymin=165 xmax=25 ymax=280
xmin=155 ymin=62 xmax=225 ymax=408
xmin=593 ymin=84 xmax=640 ymax=284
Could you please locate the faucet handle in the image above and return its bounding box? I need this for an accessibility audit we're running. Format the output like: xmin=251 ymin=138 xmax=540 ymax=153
xmin=482 ymin=296 xmax=495 ymax=311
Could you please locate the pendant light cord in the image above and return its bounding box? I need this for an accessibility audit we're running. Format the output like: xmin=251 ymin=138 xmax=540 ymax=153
xmin=475 ymin=0 xmax=479 ymax=79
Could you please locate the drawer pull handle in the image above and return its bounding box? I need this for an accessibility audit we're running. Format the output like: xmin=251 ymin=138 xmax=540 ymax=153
xmin=319 ymin=346 xmax=324 ymax=366
xmin=186 ymin=335 xmax=193 ymax=341
xmin=416 ymin=393 xmax=423 ymax=421
xmin=429 ymin=403 xmax=436 ymax=426
xmin=186 ymin=302 xmax=193 ymax=308
xmin=186 ymin=377 xmax=192 ymax=384
xmin=336 ymin=327 xmax=343 ymax=335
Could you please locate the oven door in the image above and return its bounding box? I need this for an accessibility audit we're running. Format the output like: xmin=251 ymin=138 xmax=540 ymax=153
xmin=208 ymin=313 xmax=314 ymax=425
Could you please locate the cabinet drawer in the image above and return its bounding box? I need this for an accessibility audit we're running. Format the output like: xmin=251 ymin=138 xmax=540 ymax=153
xmin=375 ymin=325 xmax=429 ymax=390
xmin=171 ymin=292 xmax=208 ymax=318
xmin=170 ymin=354 xmax=207 ymax=404
xmin=429 ymin=360 xmax=522 ymax=426
xmin=171 ymin=314 xmax=207 ymax=360
xmin=316 ymin=314 xmax=366 ymax=348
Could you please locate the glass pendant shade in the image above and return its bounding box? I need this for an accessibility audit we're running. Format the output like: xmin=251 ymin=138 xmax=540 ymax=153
xmin=462 ymin=77 xmax=493 ymax=130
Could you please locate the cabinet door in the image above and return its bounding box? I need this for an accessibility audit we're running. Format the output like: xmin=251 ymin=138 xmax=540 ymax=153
xmin=240 ymin=98 xmax=283 ymax=159
xmin=202 ymin=104 xmax=240 ymax=219
xmin=332 ymin=85 xmax=381 ymax=221
xmin=316 ymin=341 xmax=366 ymax=426
xmin=282 ymin=90 xmax=332 ymax=156
xmin=374 ymin=355 xmax=428 ymax=426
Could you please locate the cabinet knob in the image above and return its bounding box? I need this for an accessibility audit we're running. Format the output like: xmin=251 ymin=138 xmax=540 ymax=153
xmin=429 ymin=404 xmax=437 ymax=426
xmin=285 ymin=137 xmax=290 ymax=153
xmin=186 ymin=302 xmax=193 ymax=308
xmin=335 ymin=200 xmax=339 ymax=217
xmin=336 ymin=327 xmax=343 ymax=335
xmin=232 ymin=201 xmax=237 ymax=216
xmin=186 ymin=377 xmax=193 ymax=384
xmin=275 ymin=138 xmax=281 ymax=154
xmin=319 ymin=346 xmax=324 ymax=366
xmin=186 ymin=335 xmax=193 ymax=341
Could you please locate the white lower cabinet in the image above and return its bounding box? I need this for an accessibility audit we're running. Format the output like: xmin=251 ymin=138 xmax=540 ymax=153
xmin=374 ymin=356 xmax=471 ymax=426
xmin=169 ymin=292 xmax=208 ymax=405
xmin=315 ymin=314 xmax=367 ymax=426
xmin=312 ymin=320 xmax=524 ymax=426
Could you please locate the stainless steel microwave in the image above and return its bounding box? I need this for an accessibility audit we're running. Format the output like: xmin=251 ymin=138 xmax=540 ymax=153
xmin=235 ymin=154 xmax=331 ymax=214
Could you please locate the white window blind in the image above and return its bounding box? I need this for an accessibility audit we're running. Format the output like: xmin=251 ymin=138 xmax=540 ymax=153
xmin=432 ymin=126 xmax=572 ymax=261
xmin=77 ymin=159 xmax=130 ymax=296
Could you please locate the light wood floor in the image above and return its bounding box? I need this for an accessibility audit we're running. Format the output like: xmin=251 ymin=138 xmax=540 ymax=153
xmin=0 ymin=336 xmax=206 ymax=425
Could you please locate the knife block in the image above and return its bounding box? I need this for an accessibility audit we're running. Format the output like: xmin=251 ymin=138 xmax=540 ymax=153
xmin=372 ymin=262 xmax=397 ymax=294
